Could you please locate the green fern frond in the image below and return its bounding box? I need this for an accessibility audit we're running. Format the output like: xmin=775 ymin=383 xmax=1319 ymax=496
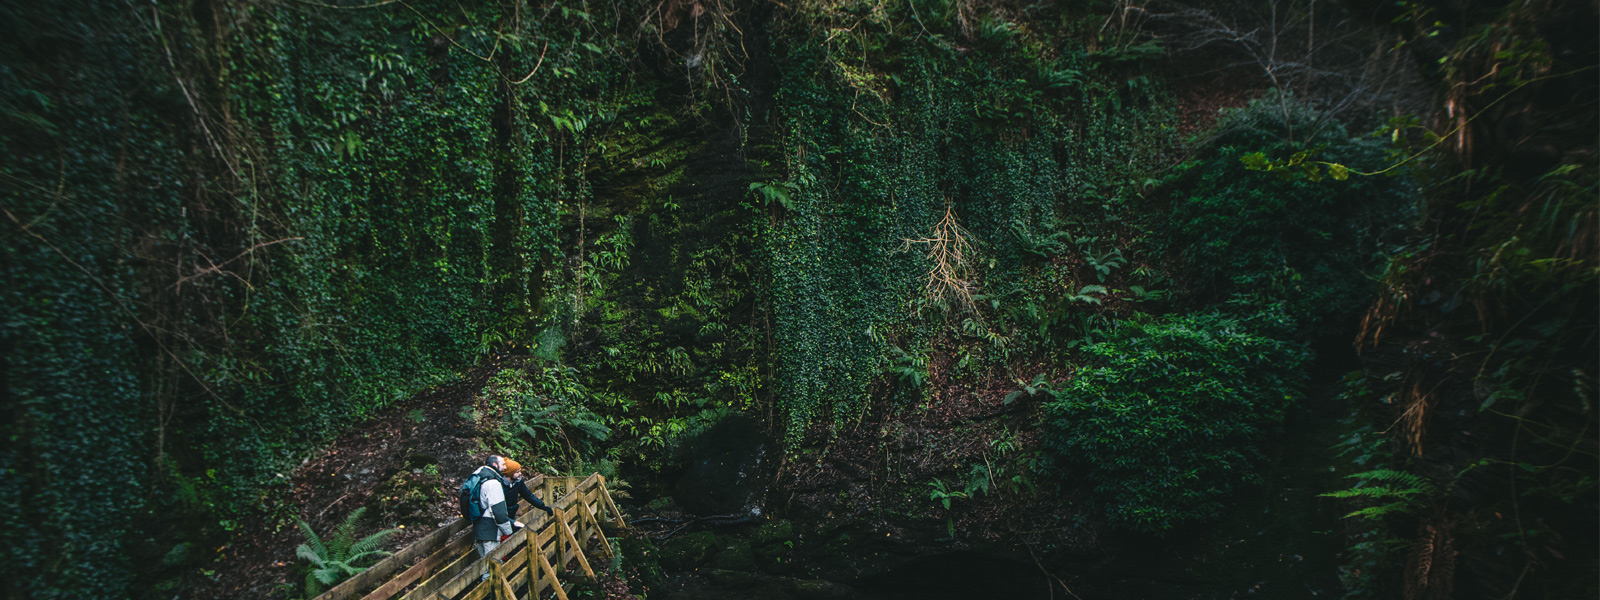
xmin=312 ymin=566 xmax=343 ymax=585
xmin=295 ymin=544 xmax=326 ymax=568
xmin=1320 ymin=468 xmax=1438 ymax=521
xmin=329 ymin=507 xmax=367 ymax=556
xmin=295 ymin=508 xmax=400 ymax=596
xmin=344 ymin=549 xmax=391 ymax=567
xmin=347 ymin=527 xmax=400 ymax=558
xmin=568 ymin=417 xmax=612 ymax=441
xmin=296 ymin=519 xmax=328 ymax=561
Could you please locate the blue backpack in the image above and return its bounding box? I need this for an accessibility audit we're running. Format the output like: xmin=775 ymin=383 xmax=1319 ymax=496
xmin=457 ymin=470 xmax=497 ymax=521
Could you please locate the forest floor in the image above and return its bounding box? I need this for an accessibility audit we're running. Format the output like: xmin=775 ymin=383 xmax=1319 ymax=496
xmin=196 ymin=364 xmax=497 ymax=599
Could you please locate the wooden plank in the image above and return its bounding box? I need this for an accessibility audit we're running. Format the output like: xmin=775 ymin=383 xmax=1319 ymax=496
xmin=313 ymin=519 xmax=471 ymax=600
xmin=522 ymin=527 xmax=544 ymax=600
xmin=552 ymin=475 xmax=600 ymax=511
xmin=506 ymin=562 xmax=531 ymax=594
xmin=500 ymin=543 xmax=528 ymax=577
xmin=460 ymin=578 xmax=493 ymax=600
xmin=398 ymin=542 xmax=476 ymax=600
xmin=500 ymin=566 xmax=518 ymax=600
xmin=334 ymin=472 xmax=616 ymax=600
xmin=553 ymin=507 xmax=567 ymax=576
xmin=434 ymin=525 xmax=534 ymax=600
xmin=361 ymin=532 xmax=474 ymax=600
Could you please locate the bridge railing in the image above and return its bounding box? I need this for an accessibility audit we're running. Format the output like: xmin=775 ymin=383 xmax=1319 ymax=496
xmin=311 ymin=472 xmax=626 ymax=600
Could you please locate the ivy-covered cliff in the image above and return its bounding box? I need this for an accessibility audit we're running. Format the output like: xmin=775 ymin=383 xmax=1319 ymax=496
xmin=2 ymin=0 xmax=1593 ymax=598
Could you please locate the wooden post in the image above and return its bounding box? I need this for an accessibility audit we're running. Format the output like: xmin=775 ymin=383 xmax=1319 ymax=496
xmin=553 ymin=508 xmax=567 ymax=576
xmin=552 ymin=506 xmax=597 ymax=581
xmin=576 ymin=491 xmax=589 ymax=551
xmin=489 ymin=559 xmax=508 ymax=600
xmin=576 ymin=501 xmax=614 ymax=559
xmin=499 ymin=563 xmax=517 ymax=600
xmin=597 ymin=476 xmax=625 ymax=527
xmin=534 ymin=542 xmax=569 ymax=600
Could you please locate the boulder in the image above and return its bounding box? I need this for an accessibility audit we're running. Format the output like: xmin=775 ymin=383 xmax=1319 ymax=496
xmin=753 ymin=519 xmax=794 ymax=546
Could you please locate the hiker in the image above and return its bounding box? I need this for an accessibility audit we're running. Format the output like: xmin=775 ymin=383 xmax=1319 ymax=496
xmin=463 ymin=455 xmax=515 ymax=558
xmin=501 ymin=459 xmax=555 ymax=522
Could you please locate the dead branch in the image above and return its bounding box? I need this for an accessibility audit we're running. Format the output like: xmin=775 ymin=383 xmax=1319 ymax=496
xmin=900 ymin=202 xmax=979 ymax=316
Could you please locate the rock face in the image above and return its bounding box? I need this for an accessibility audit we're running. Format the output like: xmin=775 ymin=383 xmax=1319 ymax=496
xmin=672 ymin=414 xmax=768 ymax=515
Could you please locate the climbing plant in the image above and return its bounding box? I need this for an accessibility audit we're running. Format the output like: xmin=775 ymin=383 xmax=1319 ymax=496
xmin=1 ymin=0 xmax=648 ymax=596
xmin=762 ymin=0 xmax=1177 ymax=442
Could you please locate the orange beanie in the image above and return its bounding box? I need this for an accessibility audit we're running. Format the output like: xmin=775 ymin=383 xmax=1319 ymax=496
xmin=503 ymin=459 xmax=522 ymax=475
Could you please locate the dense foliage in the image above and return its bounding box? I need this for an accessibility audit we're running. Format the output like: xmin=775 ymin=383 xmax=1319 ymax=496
xmin=764 ymin=0 xmax=1175 ymax=442
xmin=1165 ymin=98 xmax=1417 ymax=332
xmin=1044 ymin=310 xmax=1309 ymax=532
xmin=1 ymin=0 xmax=1592 ymax=597
xmin=2 ymin=0 xmax=635 ymax=596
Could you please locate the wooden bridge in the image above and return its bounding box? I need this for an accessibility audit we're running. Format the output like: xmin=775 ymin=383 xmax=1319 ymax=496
xmin=312 ymin=473 xmax=626 ymax=600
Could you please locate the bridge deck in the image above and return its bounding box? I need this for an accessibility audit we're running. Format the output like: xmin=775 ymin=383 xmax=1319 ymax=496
xmin=311 ymin=473 xmax=626 ymax=600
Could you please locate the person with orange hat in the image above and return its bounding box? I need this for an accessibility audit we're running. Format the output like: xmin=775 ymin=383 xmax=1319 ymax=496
xmin=500 ymin=459 xmax=553 ymax=524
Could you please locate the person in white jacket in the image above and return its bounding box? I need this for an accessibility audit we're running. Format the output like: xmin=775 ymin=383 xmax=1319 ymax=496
xmin=469 ymin=456 xmax=515 ymax=558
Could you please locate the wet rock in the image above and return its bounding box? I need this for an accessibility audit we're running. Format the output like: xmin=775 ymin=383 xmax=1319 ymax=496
xmin=754 ymin=542 xmax=791 ymax=567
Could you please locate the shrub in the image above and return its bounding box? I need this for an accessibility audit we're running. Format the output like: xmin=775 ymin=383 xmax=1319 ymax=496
xmin=1164 ymin=96 xmax=1418 ymax=333
xmin=1043 ymin=310 xmax=1310 ymax=532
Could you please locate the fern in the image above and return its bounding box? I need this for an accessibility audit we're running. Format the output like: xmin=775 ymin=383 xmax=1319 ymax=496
xmin=568 ymin=416 xmax=612 ymax=441
xmin=1010 ymin=220 xmax=1073 ymax=258
xmin=295 ymin=508 xmax=400 ymax=597
xmin=1321 ymin=469 xmax=1438 ymax=520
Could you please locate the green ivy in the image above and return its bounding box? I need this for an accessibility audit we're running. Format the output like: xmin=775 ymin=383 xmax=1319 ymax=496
xmin=764 ymin=3 xmax=1176 ymax=442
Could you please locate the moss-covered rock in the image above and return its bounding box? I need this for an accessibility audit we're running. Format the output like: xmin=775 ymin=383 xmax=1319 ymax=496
xmin=710 ymin=541 xmax=755 ymax=571
xmin=806 ymin=533 xmax=858 ymax=573
xmin=658 ymin=530 xmax=720 ymax=570
xmin=752 ymin=519 xmax=794 ymax=546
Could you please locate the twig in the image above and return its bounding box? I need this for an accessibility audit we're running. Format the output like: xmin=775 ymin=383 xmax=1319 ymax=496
xmin=507 ymin=42 xmax=549 ymax=84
